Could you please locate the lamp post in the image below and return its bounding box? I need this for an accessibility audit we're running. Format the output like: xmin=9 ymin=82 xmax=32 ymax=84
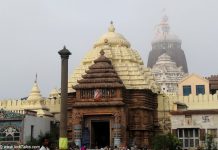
xmin=58 ymin=46 xmax=71 ymax=150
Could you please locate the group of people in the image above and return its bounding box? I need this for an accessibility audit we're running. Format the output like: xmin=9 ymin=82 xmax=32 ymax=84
xmin=38 ymin=139 xmax=147 ymax=150
xmin=68 ymin=145 xmax=146 ymax=150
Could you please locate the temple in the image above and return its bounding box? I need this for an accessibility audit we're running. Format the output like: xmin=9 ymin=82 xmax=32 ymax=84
xmin=67 ymin=22 xmax=160 ymax=148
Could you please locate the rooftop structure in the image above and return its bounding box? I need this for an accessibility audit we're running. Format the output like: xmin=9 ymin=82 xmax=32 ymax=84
xmin=206 ymin=75 xmax=218 ymax=94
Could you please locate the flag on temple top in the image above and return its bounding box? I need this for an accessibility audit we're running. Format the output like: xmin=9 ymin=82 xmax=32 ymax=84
xmin=94 ymin=89 xmax=102 ymax=100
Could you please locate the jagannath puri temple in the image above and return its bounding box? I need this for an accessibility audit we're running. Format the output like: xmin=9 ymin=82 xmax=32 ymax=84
xmin=66 ymin=22 xmax=160 ymax=148
xmin=147 ymin=15 xmax=188 ymax=73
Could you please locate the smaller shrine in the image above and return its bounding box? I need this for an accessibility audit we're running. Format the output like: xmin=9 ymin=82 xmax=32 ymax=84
xmin=71 ymin=50 xmax=125 ymax=148
xmin=67 ymin=50 xmax=158 ymax=148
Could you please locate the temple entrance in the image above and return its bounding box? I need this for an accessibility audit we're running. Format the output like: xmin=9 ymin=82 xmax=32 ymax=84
xmin=91 ymin=120 xmax=110 ymax=148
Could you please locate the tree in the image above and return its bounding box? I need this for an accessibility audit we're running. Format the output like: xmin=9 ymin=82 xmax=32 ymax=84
xmin=26 ymin=121 xmax=59 ymax=148
xmin=152 ymin=133 xmax=182 ymax=150
xmin=205 ymin=134 xmax=217 ymax=150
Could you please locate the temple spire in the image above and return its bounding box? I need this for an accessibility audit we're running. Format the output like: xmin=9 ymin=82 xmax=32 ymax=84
xmin=108 ymin=21 xmax=115 ymax=32
xmin=27 ymin=75 xmax=42 ymax=101
xmin=35 ymin=73 xmax=38 ymax=83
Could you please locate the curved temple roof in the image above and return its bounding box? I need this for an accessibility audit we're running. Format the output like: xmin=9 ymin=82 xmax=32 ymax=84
xmin=68 ymin=22 xmax=159 ymax=93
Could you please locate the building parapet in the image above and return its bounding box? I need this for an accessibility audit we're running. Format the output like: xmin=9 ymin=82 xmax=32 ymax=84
xmin=167 ymin=93 xmax=218 ymax=110
xmin=0 ymin=97 xmax=60 ymax=114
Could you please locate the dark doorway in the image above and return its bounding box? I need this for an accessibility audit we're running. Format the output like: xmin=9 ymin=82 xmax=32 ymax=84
xmin=91 ymin=121 xmax=110 ymax=148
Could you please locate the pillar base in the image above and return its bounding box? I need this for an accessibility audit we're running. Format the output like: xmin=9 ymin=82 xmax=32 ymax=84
xmin=59 ymin=137 xmax=68 ymax=150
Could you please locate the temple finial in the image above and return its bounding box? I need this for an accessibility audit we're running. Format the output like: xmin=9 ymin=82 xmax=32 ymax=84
xmin=108 ymin=21 xmax=115 ymax=32
xmin=35 ymin=73 xmax=38 ymax=83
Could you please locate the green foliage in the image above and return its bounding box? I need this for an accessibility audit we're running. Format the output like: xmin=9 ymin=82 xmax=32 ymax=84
xmin=26 ymin=122 xmax=59 ymax=148
xmin=25 ymin=136 xmax=40 ymax=146
xmin=26 ymin=132 xmax=58 ymax=148
xmin=152 ymin=133 xmax=182 ymax=150
xmin=205 ymin=134 xmax=217 ymax=150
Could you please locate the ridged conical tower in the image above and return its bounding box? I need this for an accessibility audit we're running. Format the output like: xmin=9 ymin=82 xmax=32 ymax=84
xmin=68 ymin=22 xmax=159 ymax=93
xmin=147 ymin=15 xmax=188 ymax=73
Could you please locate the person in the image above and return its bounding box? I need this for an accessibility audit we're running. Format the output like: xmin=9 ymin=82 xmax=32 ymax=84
xmin=142 ymin=145 xmax=147 ymax=150
xmin=104 ymin=146 xmax=109 ymax=150
xmin=81 ymin=145 xmax=86 ymax=150
xmin=68 ymin=141 xmax=75 ymax=150
xmin=39 ymin=137 xmax=50 ymax=150
xmin=75 ymin=145 xmax=80 ymax=150
xmin=114 ymin=146 xmax=118 ymax=150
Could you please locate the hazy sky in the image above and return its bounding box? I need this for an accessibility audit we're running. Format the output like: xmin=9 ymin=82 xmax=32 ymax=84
xmin=0 ymin=0 xmax=218 ymax=99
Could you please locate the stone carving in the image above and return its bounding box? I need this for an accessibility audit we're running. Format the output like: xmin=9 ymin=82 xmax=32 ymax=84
xmin=3 ymin=126 xmax=18 ymax=137
xmin=114 ymin=112 xmax=121 ymax=124
xmin=72 ymin=112 xmax=82 ymax=123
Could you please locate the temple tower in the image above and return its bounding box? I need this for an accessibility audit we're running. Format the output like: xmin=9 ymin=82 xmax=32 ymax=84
xmin=147 ymin=15 xmax=188 ymax=73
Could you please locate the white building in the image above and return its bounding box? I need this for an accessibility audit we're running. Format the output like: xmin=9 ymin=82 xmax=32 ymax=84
xmin=171 ymin=109 xmax=218 ymax=150
xmin=0 ymin=109 xmax=52 ymax=146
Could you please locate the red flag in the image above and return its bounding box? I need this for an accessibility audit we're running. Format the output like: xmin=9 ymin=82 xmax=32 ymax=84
xmin=94 ymin=89 xmax=102 ymax=100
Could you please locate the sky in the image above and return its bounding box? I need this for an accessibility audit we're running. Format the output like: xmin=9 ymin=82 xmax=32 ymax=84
xmin=0 ymin=0 xmax=218 ymax=99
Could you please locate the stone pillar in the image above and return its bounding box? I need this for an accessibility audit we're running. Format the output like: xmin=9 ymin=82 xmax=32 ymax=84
xmin=58 ymin=46 xmax=71 ymax=150
xmin=72 ymin=112 xmax=82 ymax=147
xmin=113 ymin=112 xmax=121 ymax=147
xmin=73 ymin=124 xmax=82 ymax=147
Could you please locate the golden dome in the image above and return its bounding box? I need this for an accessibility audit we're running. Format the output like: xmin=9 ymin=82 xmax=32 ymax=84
xmin=93 ymin=22 xmax=131 ymax=48
xmin=68 ymin=22 xmax=159 ymax=93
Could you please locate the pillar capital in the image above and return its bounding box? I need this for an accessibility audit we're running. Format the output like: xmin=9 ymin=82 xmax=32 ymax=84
xmin=58 ymin=46 xmax=71 ymax=59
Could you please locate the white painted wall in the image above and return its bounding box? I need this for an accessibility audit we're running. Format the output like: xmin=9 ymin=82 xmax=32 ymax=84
xmin=171 ymin=114 xmax=218 ymax=144
xmin=23 ymin=115 xmax=52 ymax=143
xmin=171 ymin=114 xmax=218 ymax=129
